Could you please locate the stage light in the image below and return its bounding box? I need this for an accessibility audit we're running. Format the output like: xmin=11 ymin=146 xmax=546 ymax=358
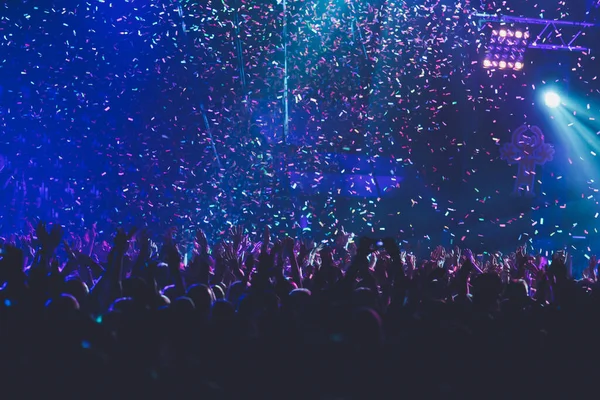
xmin=483 ymin=25 xmax=527 ymax=72
xmin=544 ymin=91 xmax=561 ymax=108
xmin=483 ymin=59 xmax=492 ymax=68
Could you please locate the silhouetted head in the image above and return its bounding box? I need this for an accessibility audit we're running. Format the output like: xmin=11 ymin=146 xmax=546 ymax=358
xmin=471 ymin=273 xmax=503 ymax=310
xmin=63 ymin=277 xmax=89 ymax=307
xmin=351 ymin=307 xmax=384 ymax=349
xmin=353 ymin=287 xmax=379 ymax=311
xmin=122 ymin=276 xmax=150 ymax=303
xmin=238 ymin=291 xmax=280 ymax=319
xmin=212 ymin=299 xmax=235 ymax=322
xmin=171 ymin=296 xmax=196 ymax=313
xmin=289 ymin=287 xmax=311 ymax=300
xmin=211 ymin=284 xmax=225 ymax=300
xmin=154 ymin=262 xmax=171 ymax=290
xmin=505 ymin=279 xmax=529 ymax=302
xmin=284 ymin=288 xmax=312 ymax=314
xmin=227 ymin=280 xmax=247 ymax=307
xmin=156 ymin=294 xmax=171 ymax=308
xmin=186 ymin=284 xmax=215 ymax=314
xmin=161 ymin=284 xmax=179 ymax=302
xmin=45 ymin=293 xmax=80 ymax=314
xmin=108 ymin=297 xmax=137 ymax=314
xmin=425 ymin=278 xmax=448 ymax=301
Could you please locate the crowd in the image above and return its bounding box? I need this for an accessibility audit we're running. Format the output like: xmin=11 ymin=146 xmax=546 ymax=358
xmin=1 ymin=220 xmax=598 ymax=399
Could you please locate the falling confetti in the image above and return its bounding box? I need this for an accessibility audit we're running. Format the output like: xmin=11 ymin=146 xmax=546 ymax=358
xmin=0 ymin=0 xmax=598 ymax=255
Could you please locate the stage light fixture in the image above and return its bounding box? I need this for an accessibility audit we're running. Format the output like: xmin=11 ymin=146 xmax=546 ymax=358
xmin=544 ymin=91 xmax=561 ymax=108
xmin=483 ymin=59 xmax=492 ymax=68
xmin=483 ymin=25 xmax=528 ymax=72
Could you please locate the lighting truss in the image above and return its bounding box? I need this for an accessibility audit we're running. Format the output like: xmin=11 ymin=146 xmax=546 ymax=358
xmin=474 ymin=13 xmax=597 ymax=52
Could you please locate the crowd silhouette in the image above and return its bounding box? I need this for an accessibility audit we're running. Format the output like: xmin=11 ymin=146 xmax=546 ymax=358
xmin=0 ymin=221 xmax=598 ymax=399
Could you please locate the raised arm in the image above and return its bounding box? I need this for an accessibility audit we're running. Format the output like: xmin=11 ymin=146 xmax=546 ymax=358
xmin=161 ymin=229 xmax=185 ymax=297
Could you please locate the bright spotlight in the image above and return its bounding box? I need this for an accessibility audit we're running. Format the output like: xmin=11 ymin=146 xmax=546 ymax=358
xmin=483 ymin=59 xmax=492 ymax=68
xmin=514 ymin=61 xmax=523 ymax=70
xmin=499 ymin=29 xmax=507 ymax=37
xmin=544 ymin=91 xmax=561 ymax=108
xmin=515 ymin=30 xmax=523 ymax=38
xmin=499 ymin=60 xmax=507 ymax=69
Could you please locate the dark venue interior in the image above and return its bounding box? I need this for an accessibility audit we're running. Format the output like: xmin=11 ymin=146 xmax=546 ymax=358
xmin=0 ymin=0 xmax=600 ymax=398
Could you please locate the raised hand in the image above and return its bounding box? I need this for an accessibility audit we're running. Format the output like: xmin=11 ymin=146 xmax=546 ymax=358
xmin=250 ymin=241 xmax=262 ymax=258
xmin=368 ymin=250 xmax=379 ymax=270
xmin=463 ymin=248 xmax=475 ymax=262
xmin=301 ymin=237 xmax=315 ymax=252
xmin=282 ymin=236 xmax=295 ymax=259
xmin=162 ymin=233 xmax=181 ymax=267
xmin=357 ymin=237 xmax=376 ymax=256
xmin=63 ymin=239 xmax=77 ymax=261
xmin=36 ymin=221 xmax=64 ymax=256
xmin=113 ymin=227 xmax=137 ymax=255
xmin=244 ymin=253 xmax=255 ymax=280
xmin=272 ymin=240 xmax=283 ymax=261
xmin=451 ymin=246 xmax=461 ymax=267
xmin=320 ymin=246 xmax=334 ymax=268
xmin=298 ymin=237 xmax=314 ymax=264
xmin=383 ymin=237 xmax=401 ymax=260
xmin=222 ymin=242 xmax=244 ymax=280
xmin=404 ymin=253 xmax=416 ymax=278
xmin=335 ymin=226 xmax=352 ymax=249
xmin=462 ymin=248 xmax=482 ymax=274
xmin=586 ymin=255 xmax=597 ymax=281
xmin=195 ymin=229 xmax=210 ymax=256
xmin=516 ymin=245 xmax=528 ymax=269
xmin=231 ymin=225 xmax=245 ymax=252
xmin=430 ymin=245 xmax=446 ymax=262
xmin=261 ymin=225 xmax=271 ymax=255
xmin=136 ymin=229 xmax=152 ymax=261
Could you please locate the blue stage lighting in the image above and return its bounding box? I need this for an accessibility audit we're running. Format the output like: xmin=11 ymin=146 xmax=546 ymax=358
xmin=544 ymin=91 xmax=561 ymax=108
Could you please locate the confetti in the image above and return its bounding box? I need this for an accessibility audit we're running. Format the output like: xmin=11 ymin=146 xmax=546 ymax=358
xmin=0 ymin=0 xmax=597 ymax=256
